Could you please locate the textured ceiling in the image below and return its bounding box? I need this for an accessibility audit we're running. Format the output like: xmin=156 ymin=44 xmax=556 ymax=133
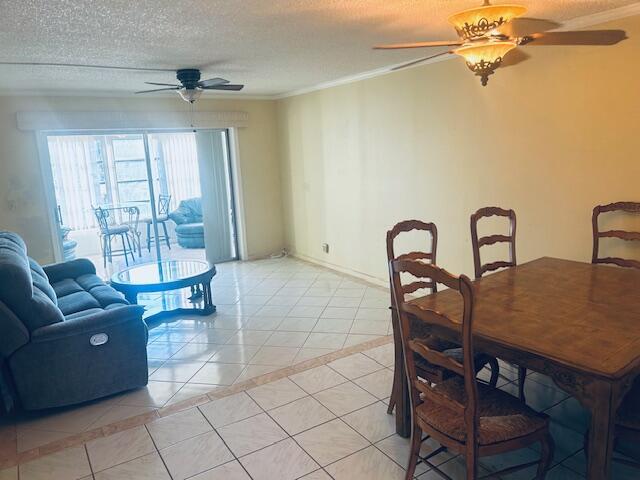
xmin=0 ymin=0 xmax=636 ymax=96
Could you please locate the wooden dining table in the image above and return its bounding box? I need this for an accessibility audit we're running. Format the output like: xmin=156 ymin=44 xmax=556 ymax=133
xmin=396 ymin=257 xmax=640 ymax=480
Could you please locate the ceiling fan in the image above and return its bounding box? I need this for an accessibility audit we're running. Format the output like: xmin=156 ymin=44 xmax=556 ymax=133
xmin=375 ymin=0 xmax=627 ymax=86
xmin=135 ymin=68 xmax=244 ymax=103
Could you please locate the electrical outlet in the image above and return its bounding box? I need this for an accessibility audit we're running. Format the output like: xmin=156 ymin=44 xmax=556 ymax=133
xmin=322 ymin=243 xmax=329 ymax=253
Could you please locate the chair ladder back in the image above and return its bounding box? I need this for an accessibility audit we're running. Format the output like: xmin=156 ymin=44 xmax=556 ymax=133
xmin=409 ymin=338 xmax=464 ymax=377
xmin=470 ymin=206 xmax=517 ymax=279
xmin=390 ymin=258 xmax=479 ymax=445
xmin=158 ymin=194 xmax=172 ymax=216
xmin=93 ymin=207 xmax=110 ymax=233
xmin=592 ymin=202 xmax=640 ymax=270
xmin=387 ymin=220 xmax=439 ymax=299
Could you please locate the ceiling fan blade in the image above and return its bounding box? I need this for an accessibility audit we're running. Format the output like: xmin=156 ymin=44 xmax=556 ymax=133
xmin=202 ymin=84 xmax=244 ymax=91
xmin=135 ymin=87 xmax=180 ymax=94
xmin=523 ymin=30 xmax=627 ymax=46
xmin=199 ymin=77 xmax=230 ymax=87
xmin=391 ymin=51 xmax=452 ymax=71
xmin=0 ymin=61 xmax=175 ymax=72
xmin=497 ymin=18 xmax=561 ymax=38
xmin=375 ymin=40 xmax=462 ymax=50
xmin=499 ymin=48 xmax=531 ymax=68
xmin=144 ymin=81 xmax=180 ymax=87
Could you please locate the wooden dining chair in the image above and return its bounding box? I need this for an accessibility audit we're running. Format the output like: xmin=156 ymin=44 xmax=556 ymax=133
xmin=588 ymin=203 xmax=640 ymax=470
xmin=386 ymin=220 xmax=499 ymax=417
xmin=592 ymin=202 xmax=640 ymax=270
xmin=470 ymin=206 xmax=527 ymax=401
xmin=390 ymin=258 xmax=554 ymax=480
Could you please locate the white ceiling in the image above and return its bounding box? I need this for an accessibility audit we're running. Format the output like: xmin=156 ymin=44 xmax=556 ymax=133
xmin=0 ymin=0 xmax=636 ymax=97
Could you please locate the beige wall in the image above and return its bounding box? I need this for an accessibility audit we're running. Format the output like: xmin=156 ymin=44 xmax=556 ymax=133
xmin=0 ymin=95 xmax=284 ymax=263
xmin=277 ymin=15 xmax=640 ymax=284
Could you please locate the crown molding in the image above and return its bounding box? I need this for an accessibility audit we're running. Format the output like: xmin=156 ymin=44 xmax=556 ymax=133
xmin=273 ymin=52 xmax=453 ymax=100
xmin=561 ymin=2 xmax=640 ymax=30
xmin=276 ymin=2 xmax=640 ymax=100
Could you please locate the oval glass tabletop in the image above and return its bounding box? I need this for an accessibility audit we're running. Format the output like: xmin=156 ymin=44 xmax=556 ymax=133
xmin=111 ymin=260 xmax=213 ymax=287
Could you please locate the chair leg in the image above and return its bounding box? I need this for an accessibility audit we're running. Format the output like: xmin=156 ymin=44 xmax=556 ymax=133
xmin=388 ymin=309 xmax=403 ymax=415
xmin=107 ymin=235 xmax=113 ymax=264
xmin=518 ymin=366 xmax=527 ymax=401
xmin=536 ymin=433 xmax=555 ymax=479
xmin=120 ymin=234 xmax=129 ymax=266
xmin=387 ymin=365 xmax=399 ymax=415
xmin=125 ymin=233 xmax=135 ymax=264
xmin=102 ymin=236 xmax=108 ymax=268
xmin=146 ymin=222 xmax=151 ymax=252
xmin=487 ymin=357 xmax=500 ymax=388
xmin=162 ymin=221 xmax=171 ymax=249
xmin=466 ymin=445 xmax=478 ymax=480
xmin=405 ymin=423 xmax=422 ymax=480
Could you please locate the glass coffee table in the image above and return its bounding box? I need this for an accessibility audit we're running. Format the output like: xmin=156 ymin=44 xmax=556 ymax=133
xmin=111 ymin=260 xmax=216 ymax=319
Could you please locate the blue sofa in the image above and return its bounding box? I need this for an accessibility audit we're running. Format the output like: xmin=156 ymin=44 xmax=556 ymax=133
xmin=0 ymin=231 xmax=148 ymax=411
xmin=169 ymin=197 xmax=205 ymax=248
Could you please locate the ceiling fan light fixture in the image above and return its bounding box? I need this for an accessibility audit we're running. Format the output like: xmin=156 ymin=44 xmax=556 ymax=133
xmin=178 ymin=88 xmax=203 ymax=103
xmin=454 ymin=40 xmax=517 ymax=86
xmin=448 ymin=2 xmax=527 ymax=41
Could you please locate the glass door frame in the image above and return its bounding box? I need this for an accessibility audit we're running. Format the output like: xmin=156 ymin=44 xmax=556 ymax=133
xmin=36 ymin=127 xmax=244 ymax=266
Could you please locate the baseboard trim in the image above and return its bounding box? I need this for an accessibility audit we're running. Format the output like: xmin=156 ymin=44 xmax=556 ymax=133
xmin=289 ymin=251 xmax=389 ymax=290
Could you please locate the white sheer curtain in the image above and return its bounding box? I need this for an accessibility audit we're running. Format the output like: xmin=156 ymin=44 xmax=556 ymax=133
xmin=48 ymin=133 xmax=201 ymax=231
xmin=152 ymin=133 xmax=201 ymax=205
xmin=48 ymin=135 xmax=101 ymax=230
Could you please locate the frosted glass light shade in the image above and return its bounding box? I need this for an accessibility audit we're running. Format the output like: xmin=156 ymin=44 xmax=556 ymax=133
xmin=454 ymin=41 xmax=517 ymax=85
xmin=178 ymin=88 xmax=203 ymax=103
xmin=454 ymin=41 xmax=517 ymax=65
xmin=448 ymin=4 xmax=527 ymax=40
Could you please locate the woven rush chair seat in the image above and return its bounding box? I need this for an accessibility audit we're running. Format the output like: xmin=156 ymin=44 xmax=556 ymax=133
xmin=416 ymin=377 xmax=549 ymax=446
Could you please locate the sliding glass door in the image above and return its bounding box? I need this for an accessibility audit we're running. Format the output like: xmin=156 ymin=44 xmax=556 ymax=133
xmin=46 ymin=129 xmax=238 ymax=279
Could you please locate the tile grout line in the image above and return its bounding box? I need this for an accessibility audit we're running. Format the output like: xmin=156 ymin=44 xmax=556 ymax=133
xmin=143 ymin=423 xmax=174 ymax=480
xmin=192 ymin=411 xmax=254 ymax=480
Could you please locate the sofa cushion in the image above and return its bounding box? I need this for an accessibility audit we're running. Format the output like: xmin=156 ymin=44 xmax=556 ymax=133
xmin=53 ymin=272 xmax=127 ymax=317
xmin=29 ymin=258 xmax=57 ymax=305
xmin=76 ymin=274 xmax=107 ymax=292
xmin=52 ymin=278 xmax=84 ymax=298
xmin=89 ymin=285 xmax=128 ymax=308
xmin=0 ymin=232 xmax=63 ymax=332
xmin=57 ymin=291 xmax=101 ymax=316
xmin=175 ymin=223 xmax=204 ymax=235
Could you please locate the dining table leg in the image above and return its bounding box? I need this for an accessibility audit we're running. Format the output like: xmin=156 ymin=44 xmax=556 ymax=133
xmin=585 ymin=380 xmax=616 ymax=480
xmin=395 ymin=350 xmax=412 ymax=438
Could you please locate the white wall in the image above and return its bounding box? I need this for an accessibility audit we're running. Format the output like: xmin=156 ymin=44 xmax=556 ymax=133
xmin=277 ymin=15 xmax=640 ymax=284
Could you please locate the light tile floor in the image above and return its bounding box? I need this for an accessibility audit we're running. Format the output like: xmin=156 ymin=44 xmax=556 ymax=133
xmin=4 ymin=344 xmax=640 ymax=479
xmin=2 ymin=257 xmax=639 ymax=479
xmin=2 ymin=257 xmax=391 ymax=456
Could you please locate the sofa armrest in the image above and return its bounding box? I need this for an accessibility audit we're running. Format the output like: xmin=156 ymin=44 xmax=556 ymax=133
xmin=31 ymin=305 xmax=145 ymax=343
xmin=43 ymin=258 xmax=97 ymax=283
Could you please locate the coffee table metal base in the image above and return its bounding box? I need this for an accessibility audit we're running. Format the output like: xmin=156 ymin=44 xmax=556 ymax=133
xmin=111 ymin=260 xmax=217 ymax=321
xmin=120 ymin=281 xmax=215 ymax=321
